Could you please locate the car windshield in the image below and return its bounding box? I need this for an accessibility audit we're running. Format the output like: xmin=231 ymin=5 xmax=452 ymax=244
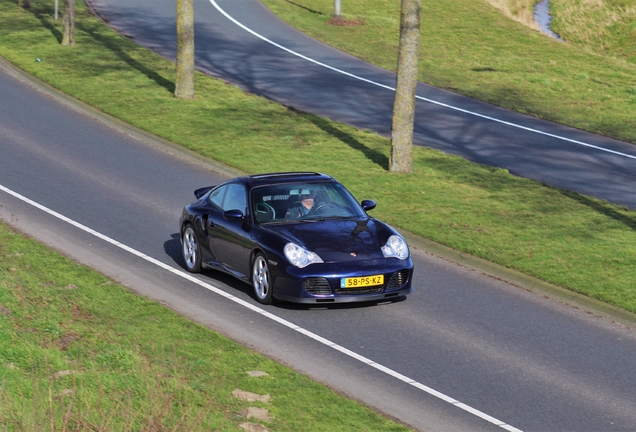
xmin=251 ymin=181 xmax=367 ymax=224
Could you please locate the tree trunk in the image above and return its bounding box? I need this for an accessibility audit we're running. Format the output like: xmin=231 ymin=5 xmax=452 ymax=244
xmin=18 ymin=0 xmax=32 ymax=9
xmin=389 ymin=0 xmax=421 ymax=173
xmin=175 ymin=0 xmax=195 ymax=99
xmin=61 ymin=0 xmax=75 ymax=46
xmin=334 ymin=0 xmax=341 ymax=18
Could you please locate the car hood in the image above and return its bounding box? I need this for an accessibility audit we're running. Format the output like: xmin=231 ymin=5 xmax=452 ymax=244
xmin=263 ymin=218 xmax=392 ymax=262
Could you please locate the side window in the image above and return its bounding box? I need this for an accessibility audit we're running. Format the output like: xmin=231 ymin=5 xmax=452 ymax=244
xmin=208 ymin=185 xmax=227 ymax=209
xmin=223 ymin=183 xmax=247 ymax=213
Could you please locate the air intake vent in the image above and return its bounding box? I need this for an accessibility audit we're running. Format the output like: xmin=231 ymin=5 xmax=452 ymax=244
xmin=335 ymin=286 xmax=383 ymax=295
xmin=303 ymin=278 xmax=331 ymax=295
xmin=386 ymin=270 xmax=410 ymax=290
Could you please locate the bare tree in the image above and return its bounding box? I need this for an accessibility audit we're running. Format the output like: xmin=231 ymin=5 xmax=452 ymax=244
xmin=18 ymin=0 xmax=31 ymax=9
xmin=61 ymin=0 xmax=75 ymax=46
xmin=389 ymin=0 xmax=421 ymax=173
xmin=175 ymin=0 xmax=195 ymax=99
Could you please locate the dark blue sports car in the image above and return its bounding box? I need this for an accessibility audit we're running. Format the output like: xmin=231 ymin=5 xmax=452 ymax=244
xmin=179 ymin=172 xmax=413 ymax=304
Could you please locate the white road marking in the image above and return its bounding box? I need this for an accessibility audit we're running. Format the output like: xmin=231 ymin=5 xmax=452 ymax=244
xmin=209 ymin=0 xmax=636 ymax=161
xmin=0 ymin=182 xmax=523 ymax=432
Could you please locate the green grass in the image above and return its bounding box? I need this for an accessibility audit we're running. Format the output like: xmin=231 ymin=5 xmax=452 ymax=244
xmin=551 ymin=0 xmax=636 ymax=62
xmin=0 ymin=223 xmax=410 ymax=430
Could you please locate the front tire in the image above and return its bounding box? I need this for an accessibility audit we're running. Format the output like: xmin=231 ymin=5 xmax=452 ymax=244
xmin=182 ymin=224 xmax=201 ymax=273
xmin=252 ymin=253 xmax=273 ymax=305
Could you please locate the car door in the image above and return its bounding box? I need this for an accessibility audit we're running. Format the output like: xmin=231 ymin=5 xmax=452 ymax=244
xmin=196 ymin=185 xmax=227 ymax=268
xmin=206 ymin=183 xmax=253 ymax=280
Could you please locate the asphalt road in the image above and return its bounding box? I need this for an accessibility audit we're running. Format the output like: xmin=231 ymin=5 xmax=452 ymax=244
xmin=85 ymin=0 xmax=636 ymax=210
xmin=3 ymin=52 xmax=636 ymax=432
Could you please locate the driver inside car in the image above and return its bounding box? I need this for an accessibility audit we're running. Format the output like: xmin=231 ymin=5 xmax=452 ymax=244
xmin=285 ymin=190 xmax=316 ymax=219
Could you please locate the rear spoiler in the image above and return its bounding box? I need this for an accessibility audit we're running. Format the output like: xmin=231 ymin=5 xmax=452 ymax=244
xmin=194 ymin=185 xmax=215 ymax=199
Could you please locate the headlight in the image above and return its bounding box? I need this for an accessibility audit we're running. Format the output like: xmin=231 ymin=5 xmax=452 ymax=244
xmin=284 ymin=243 xmax=324 ymax=268
xmin=381 ymin=235 xmax=409 ymax=260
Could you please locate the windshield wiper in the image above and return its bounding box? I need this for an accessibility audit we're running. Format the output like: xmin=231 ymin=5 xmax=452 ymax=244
xmin=260 ymin=218 xmax=317 ymax=225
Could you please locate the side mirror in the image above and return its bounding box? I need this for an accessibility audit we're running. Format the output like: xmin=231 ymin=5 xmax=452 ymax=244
xmin=361 ymin=200 xmax=376 ymax=211
xmin=223 ymin=209 xmax=245 ymax=220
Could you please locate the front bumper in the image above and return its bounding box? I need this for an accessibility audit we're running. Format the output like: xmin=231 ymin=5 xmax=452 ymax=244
xmin=271 ymin=258 xmax=414 ymax=304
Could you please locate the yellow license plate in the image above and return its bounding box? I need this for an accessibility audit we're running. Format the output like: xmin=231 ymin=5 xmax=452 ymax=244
xmin=341 ymin=275 xmax=384 ymax=288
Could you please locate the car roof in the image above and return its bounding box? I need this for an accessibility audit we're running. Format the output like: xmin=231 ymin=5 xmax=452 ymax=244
xmin=243 ymin=172 xmax=335 ymax=188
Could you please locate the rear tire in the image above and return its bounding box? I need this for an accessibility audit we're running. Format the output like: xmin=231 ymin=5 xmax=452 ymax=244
xmin=252 ymin=253 xmax=273 ymax=305
xmin=182 ymin=224 xmax=201 ymax=273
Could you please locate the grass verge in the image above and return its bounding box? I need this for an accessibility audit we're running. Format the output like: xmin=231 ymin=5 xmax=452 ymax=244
xmin=551 ymin=0 xmax=636 ymax=62
xmin=1 ymin=2 xmax=635 ymax=308
xmin=0 ymin=223 xmax=409 ymax=430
